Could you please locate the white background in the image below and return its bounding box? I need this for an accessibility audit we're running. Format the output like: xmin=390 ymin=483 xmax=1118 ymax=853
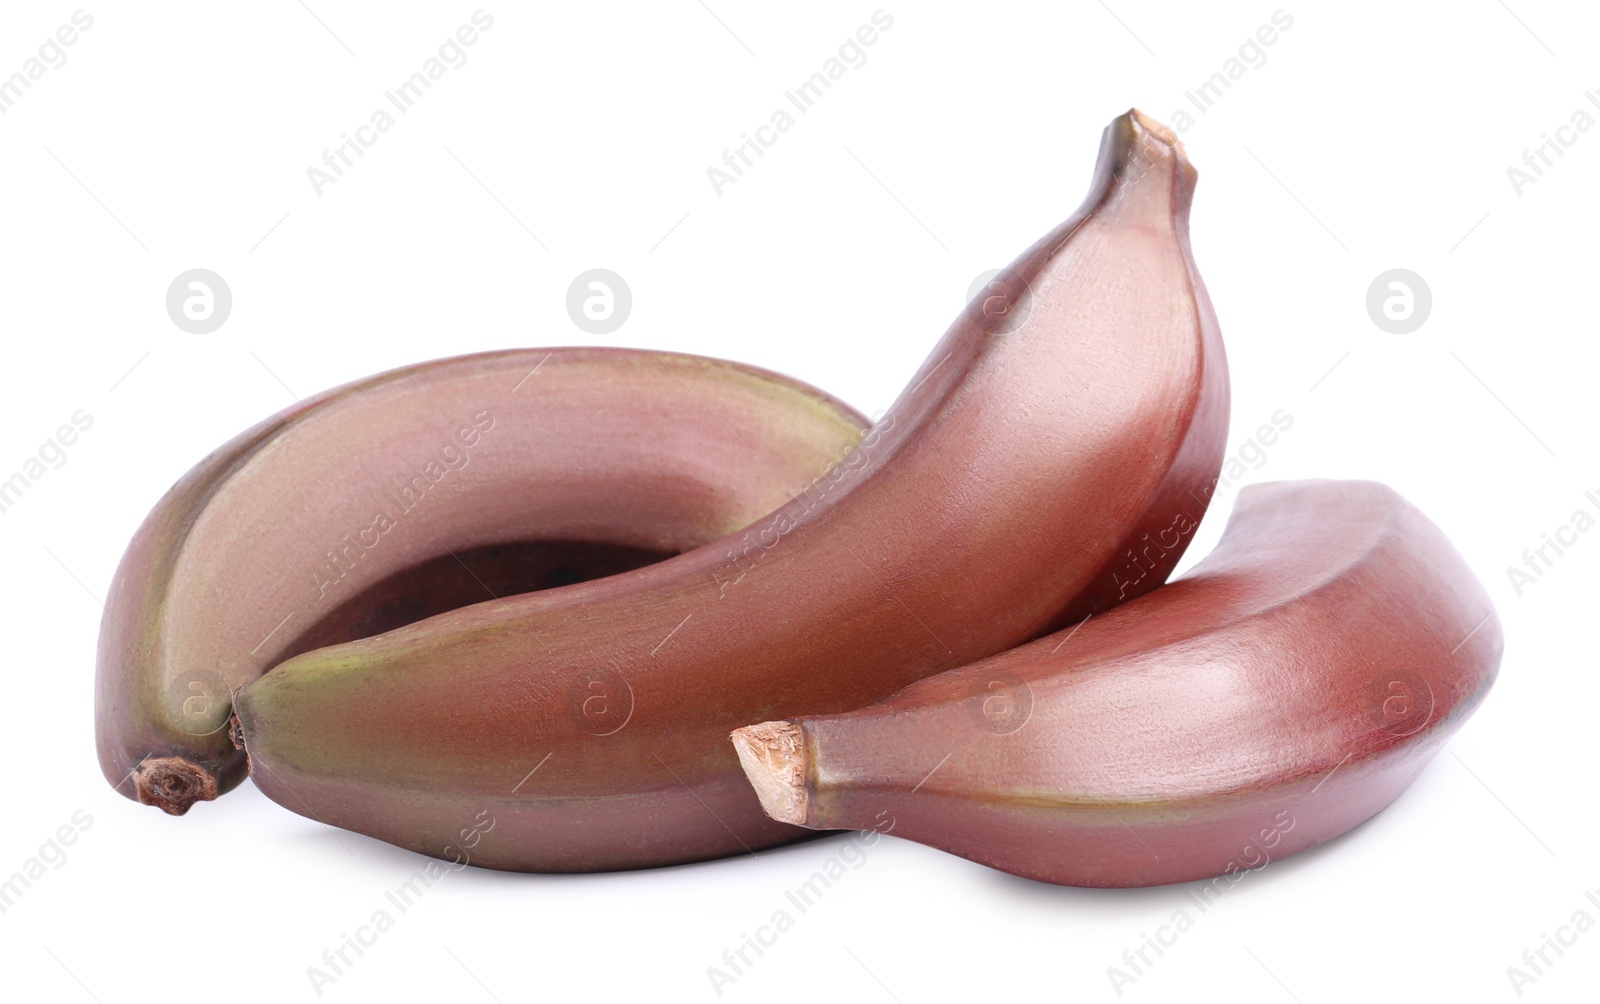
xmin=1 ymin=2 xmax=1595 ymax=1001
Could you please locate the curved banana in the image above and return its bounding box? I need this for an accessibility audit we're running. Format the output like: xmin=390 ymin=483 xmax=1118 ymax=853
xmin=98 ymin=348 xmax=868 ymax=813
xmin=734 ymin=481 xmax=1502 ymax=887
xmin=234 ymin=109 xmax=1231 ymax=871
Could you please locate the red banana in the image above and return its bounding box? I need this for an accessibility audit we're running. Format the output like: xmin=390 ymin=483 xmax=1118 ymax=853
xmin=733 ymin=480 xmax=1502 ymax=887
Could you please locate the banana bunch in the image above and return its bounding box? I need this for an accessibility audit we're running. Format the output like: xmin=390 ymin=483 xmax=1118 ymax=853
xmin=95 ymin=111 xmax=1500 ymax=887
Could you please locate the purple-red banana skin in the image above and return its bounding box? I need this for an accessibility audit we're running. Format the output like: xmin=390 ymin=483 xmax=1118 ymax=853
xmin=97 ymin=348 xmax=869 ymax=813
xmin=234 ymin=110 xmax=1231 ymax=871
xmin=739 ymin=480 xmax=1501 ymax=887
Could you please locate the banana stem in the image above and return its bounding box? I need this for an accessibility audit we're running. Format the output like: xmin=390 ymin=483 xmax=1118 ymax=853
xmin=730 ymin=721 xmax=807 ymax=825
xmin=131 ymin=757 xmax=218 ymax=816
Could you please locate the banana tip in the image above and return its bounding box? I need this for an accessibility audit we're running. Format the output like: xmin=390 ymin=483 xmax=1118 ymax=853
xmin=132 ymin=756 xmax=218 ymax=816
xmin=1106 ymin=108 xmax=1195 ymax=193
xmin=1127 ymin=108 xmax=1181 ymax=150
xmin=730 ymin=721 xmax=807 ymax=826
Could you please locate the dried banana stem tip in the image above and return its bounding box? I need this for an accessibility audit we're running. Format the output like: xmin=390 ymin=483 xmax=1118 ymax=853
xmin=1129 ymin=108 xmax=1182 ymax=149
xmin=131 ymin=757 xmax=218 ymax=816
xmin=730 ymin=721 xmax=807 ymax=825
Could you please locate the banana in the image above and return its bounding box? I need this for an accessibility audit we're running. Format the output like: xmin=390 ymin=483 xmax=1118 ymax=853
xmin=97 ymin=348 xmax=869 ymax=814
xmin=233 ymin=109 xmax=1231 ymax=871
xmin=733 ymin=480 xmax=1502 ymax=887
